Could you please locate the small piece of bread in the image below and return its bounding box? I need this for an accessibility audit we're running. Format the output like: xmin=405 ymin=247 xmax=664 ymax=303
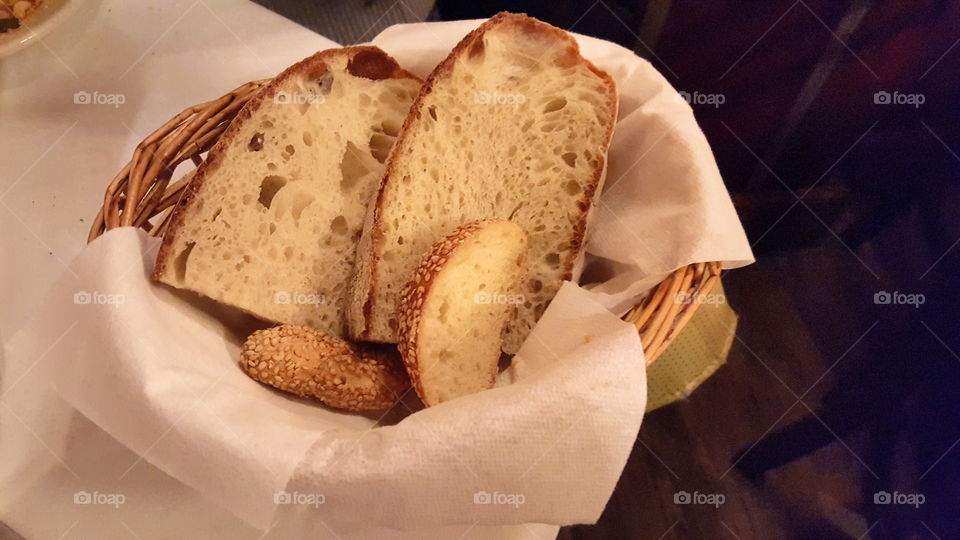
xmin=153 ymin=46 xmax=422 ymax=338
xmin=240 ymin=324 xmax=409 ymax=411
xmin=349 ymin=12 xmax=618 ymax=353
xmin=397 ymin=219 xmax=528 ymax=406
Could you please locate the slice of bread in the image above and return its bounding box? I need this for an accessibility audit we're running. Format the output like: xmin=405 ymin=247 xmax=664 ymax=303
xmin=397 ymin=219 xmax=527 ymax=406
xmin=349 ymin=12 xmax=618 ymax=352
xmin=240 ymin=325 xmax=409 ymax=411
xmin=153 ymin=47 xmax=422 ymax=337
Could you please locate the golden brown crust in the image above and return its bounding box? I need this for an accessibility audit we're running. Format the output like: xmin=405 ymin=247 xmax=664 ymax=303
xmin=152 ymin=46 xmax=422 ymax=282
xmin=395 ymin=219 xmax=509 ymax=405
xmin=351 ymin=12 xmax=618 ymax=341
xmin=240 ymin=324 xmax=409 ymax=411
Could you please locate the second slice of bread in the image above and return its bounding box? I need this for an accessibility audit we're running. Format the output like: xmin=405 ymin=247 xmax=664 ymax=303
xmin=397 ymin=219 xmax=527 ymax=406
xmin=349 ymin=13 xmax=618 ymax=352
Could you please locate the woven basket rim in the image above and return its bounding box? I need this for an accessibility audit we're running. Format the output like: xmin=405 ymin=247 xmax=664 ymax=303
xmin=87 ymin=79 xmax=722 ymax=365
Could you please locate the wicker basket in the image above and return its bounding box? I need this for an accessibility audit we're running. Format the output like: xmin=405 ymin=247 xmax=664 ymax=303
xmin=87 ymin=80 xmax=721 ymax=365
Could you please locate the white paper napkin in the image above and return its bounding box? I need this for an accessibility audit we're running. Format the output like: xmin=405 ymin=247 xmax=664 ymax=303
xmin=5 ymin=17 xmax=753 ymax=536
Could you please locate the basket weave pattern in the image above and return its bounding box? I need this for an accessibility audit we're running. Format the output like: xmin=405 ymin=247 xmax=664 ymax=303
xmin=88 ymin=80 xmax=721 ymax=365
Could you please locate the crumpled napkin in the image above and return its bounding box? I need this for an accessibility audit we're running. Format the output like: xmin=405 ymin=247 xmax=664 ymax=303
xmin=9 ymin=17 xmax=752 ymax=535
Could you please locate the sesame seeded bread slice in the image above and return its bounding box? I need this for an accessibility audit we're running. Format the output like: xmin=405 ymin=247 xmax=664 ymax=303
xmin=397 ymin=219 xmax=528 ymax=407
xmin=240 ymin=325 xmax=409 ymax=411
xmin=153 ymin=47 xmax=422 ymax=338
xmin=348 ymin=13 xmax=618 ymax=352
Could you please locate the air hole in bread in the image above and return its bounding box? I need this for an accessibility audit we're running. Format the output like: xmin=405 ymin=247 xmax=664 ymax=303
xmin=267 ymin=162 xmax=277 ymax=171
xmin=284 ymin=246 xmax=294 ymax=261
xmin=258 ymin=176 xmax=288 ymax=208
xmin=543 ymin=97 xmax=567 ymax=113
xmin=285 ymin=144 xmax=295 ymax=156
xmin=346 ymin=48 xmax=399 ymax=81
xmin=302 ymin=132 xmax=313 ymax=146
xmin=380 ymin=118 xmax=401 ymax=137
xmin=211 ymin=208 xmax=222 ymax=222
xmin=563 ymin=179 xmax=581 ymax=195
xmin=330 ymin=215 xmax=348 ymax=235
xmin=467 ymin=37 xmax=485 ymax=62
xmin=544 ymin=252 xmax=560 ymax=268
xmin=315 ymin=71 xmax=334 ymax=94
xmin=340 ymin=142 xmax=370 ymax=191
xmin=428 ymin=105 xmax=438 ymax=121
xmin=173 ymin=242 xmax=196 ymax=283
xmin=529 ymin=279 xmax=543 ymax=293
xmin=248 ymin=133 xmax=264 ymax=151
xmin=561 ymin=152 xmax=577 ymax=167
xmin=369 ymin=133 xmax=393 ymax=163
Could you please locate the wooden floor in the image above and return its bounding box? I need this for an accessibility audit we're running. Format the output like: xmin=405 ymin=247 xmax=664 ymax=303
xmin=561 ymin=204 xmax=960 ymax=539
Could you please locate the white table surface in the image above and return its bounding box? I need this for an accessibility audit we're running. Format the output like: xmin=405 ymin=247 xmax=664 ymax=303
xmin=0 ymin=1 xmax=559 ymax=538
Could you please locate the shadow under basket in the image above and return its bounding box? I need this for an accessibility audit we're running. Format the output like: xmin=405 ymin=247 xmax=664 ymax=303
xmin=87 ymin=79 xmax=724 ymax=368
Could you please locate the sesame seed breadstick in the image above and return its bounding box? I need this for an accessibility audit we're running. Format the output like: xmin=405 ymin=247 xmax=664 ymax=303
xmin=240 ymin=325 xmax=409 ymax=411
